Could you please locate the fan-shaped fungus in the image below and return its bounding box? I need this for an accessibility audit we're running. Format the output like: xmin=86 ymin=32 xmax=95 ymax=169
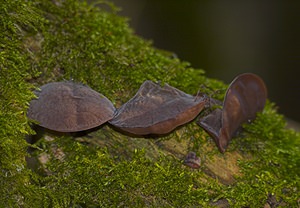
xmin=197 ymin=73 xmax=267 ymax=153
xmin=27 ymin=81 xmax=116 ymax=132
xmin=109 ymin=80 xmax=207 ymax=135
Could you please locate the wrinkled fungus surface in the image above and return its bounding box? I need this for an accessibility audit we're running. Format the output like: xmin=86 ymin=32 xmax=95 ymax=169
xmin=198 ymin=73 xmax=267 ymax=152
xmin=109 ymin=80 xmax=207 ymax=135
xmin=27 ymin=81 xmax=116 ymax=132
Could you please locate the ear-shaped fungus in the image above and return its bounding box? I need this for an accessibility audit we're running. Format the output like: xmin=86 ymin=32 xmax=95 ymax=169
xmin=27 ymin=81 xmax=115 ymax=132
xmin=109 ymin=80 xmax=207 ymax=135
xmin=197 ymin=73 xmax=267 ymax=153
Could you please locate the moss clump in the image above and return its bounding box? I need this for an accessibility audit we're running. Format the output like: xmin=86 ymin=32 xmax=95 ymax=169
xmin=33 ymin=0 xmax=215 ymax=104
xmin=1 ymin=0 xmax=299 ymax=207
xmin=0 ymin=1 xmax=44 ymax=206
xmin=37 ymin=139 xmax=222 ymax=207
xmin=222 ymin=102 xmax=300 ymax=206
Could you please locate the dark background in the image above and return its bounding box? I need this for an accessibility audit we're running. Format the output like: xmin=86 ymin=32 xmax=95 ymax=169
xmin=109 ymin=0 xmax=300 ymax=122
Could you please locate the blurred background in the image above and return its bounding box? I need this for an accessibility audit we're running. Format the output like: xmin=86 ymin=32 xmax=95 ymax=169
xmin=108 ymin=0 xmax=300 ymax=123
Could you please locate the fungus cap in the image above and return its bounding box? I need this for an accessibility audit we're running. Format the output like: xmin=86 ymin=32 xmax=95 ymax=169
xmin=184 ymin=152 xmax=201 ymax=169
xmin=27 ymin=81 xmax=116 ymax=132
xmin=109 ymin=80 xmax=207 ymax=135
xmin=198 ymin=73 xmax=267 ymax=152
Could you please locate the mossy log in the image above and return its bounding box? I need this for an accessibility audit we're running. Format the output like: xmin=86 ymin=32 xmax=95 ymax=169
xmin=0 ymin=0 xmax=299 ymax=207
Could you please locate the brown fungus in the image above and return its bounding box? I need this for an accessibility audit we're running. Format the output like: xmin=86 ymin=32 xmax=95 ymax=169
xmin=27 ymin=81 xmax=116 ymax=132
xmin=197 ymin=73 xmax=267 ymax=153
xmin=109 ymin=80 xmax=207 ymax=135
xmin=184 ymin=151 xmax=201 ymax=169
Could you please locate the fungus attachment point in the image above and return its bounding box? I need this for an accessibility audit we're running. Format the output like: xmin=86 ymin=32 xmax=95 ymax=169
xmin=184 ymin=152 xmax=201 ymax=169
xmin=197 ymin=73 xmax=267 ymax=153
xmin=27 ymin=81 xmax=116 ymax=132
xmin=109 ymin=80 xmax=207 ymax=135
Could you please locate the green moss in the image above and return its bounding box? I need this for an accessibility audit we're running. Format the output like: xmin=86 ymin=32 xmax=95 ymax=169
xmin=30 ymin=0 xmax=217 ymax=104
xmin=31 ymin=137 xmax=223 ymax=207
xmin=0 ymin=1 xmax=44 ymax=206
xmin=1 ymin=0 xmax=299 ymax=207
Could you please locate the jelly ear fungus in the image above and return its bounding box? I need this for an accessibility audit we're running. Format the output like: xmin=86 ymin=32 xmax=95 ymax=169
xmin=197 ymin=73 xmax=267 ymax=153
xmin=27 ymin=81 xmax=116 ymax=132
xmin=109 ymin=80 xmax=207 ymax=135
xmin=184 ymin=152 xmax=201 ymax=169
xmin=27 ymin=73 xmax=266 ymax=151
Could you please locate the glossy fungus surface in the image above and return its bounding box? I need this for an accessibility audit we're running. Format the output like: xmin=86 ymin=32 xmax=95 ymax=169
xmin=109 ymin=80 xmax=207 ymax=135
xmin=198 ymin=73 xmax=267 ymax=153
xmin=27 ymin=81 xmax=116 ymax=132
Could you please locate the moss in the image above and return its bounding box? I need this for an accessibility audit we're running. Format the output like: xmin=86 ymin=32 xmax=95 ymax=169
xmin=0 ymin=1 xmax=44 ymax=206
xmin=32 ymin=137 xmax=223 ymax=207
xmin=1 ymin=0 xmax=299 ymax=207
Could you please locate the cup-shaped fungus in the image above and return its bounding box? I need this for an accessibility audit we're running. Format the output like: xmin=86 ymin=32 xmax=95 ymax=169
xmin=27 ymin=81 xmax=116 ymax=132
xmin=197 ymin=73 xmax=267 ymax=153
xmin=109 ymin=80 xmax=207 ymax=135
